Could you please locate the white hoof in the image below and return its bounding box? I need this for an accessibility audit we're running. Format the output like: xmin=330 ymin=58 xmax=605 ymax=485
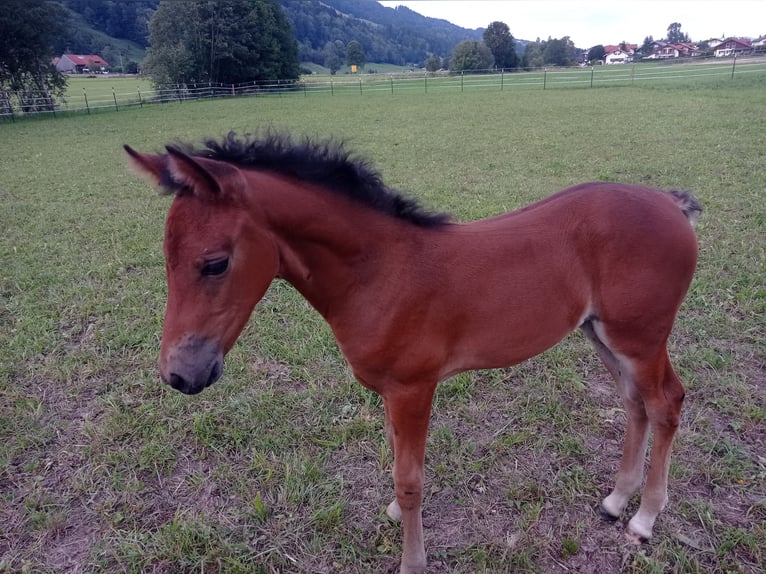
xmin=601 ymin=493 xmax=627 ymax=518
xmin=626 ymin=512 xmax=655 ymax=543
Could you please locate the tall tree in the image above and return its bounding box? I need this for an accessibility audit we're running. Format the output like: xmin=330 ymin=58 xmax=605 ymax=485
xmin=424 ymin=54 xmax=441 ymax=72
xmin=482 ymin=21 xmax=518 ymax=70
xmin=667 ymin=22 xmax=689 ymax=43
xmin=144 ymin=0 xmax=299 ymax=87
xmin=635 ymin=35 xmax=655 ymax=60
xmin=0 ymin=0 xmax=68 ymax=112
xmin=521 ymin=40 xmax=544 ymax=69
xmin=587 ymin=45 xmax=606 ymax=63
xmin=449 ymin=41 xmax=494 ymax=72
xmin=543 ymin=36 xmax=577 ymax=66
xmin=322 ymin=41 xmax=343 ymax=75
xmin=345 ymin=40 xmax=365 ymax=68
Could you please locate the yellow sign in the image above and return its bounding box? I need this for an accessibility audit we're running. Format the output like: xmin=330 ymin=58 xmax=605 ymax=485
xmin=351 ymin=65 xmax=358 ymax=74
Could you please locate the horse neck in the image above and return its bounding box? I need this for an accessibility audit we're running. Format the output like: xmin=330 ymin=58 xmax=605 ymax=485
xmin=244 ymin=170 xmax=418 ymax=318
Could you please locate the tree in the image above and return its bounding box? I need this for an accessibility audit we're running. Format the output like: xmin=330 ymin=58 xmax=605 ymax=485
xmin=346 ymin=40 xmax=365 ymax=69
xmin=144 ymin=0 xmax=299 ymax=87
xmin=0 ymin=0 xmax=68 ymax=113
xmin=635 ymin=35 xmax=655 ymax=60
xmin=587 ymin=45 xmax=606 ymax=63
xmin=322 ymin=41 xmax=342 ymax=75
xmin=449 ymin=41 xmax=494 ymax=72
xmin=543 ymin=36 xmax=577 ymax=67
xmin=424 ymin=54 xmax=441 ymax=72
xmin=482 ymin=21 xmax=518 ymax=70
xmin=667 ymin=22 xmax=689 ymax=43
xmin=521 ymin=40 xmax=544 ymax=69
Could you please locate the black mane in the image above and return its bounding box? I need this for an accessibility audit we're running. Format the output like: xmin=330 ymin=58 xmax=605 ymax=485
xmin=189 ymin=132 xmax=451 ymax=227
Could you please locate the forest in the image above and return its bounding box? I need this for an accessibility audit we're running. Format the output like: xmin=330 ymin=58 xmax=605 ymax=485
xmin=53 ymin=0 xmax=484 ymax=68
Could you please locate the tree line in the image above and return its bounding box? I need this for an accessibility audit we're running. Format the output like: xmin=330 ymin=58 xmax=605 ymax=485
xmin=1 ymin=0 xmax=705 ymax=114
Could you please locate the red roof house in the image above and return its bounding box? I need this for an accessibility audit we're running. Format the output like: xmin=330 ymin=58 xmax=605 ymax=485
xmin=55 ymin=54 xmax=109 ymax=74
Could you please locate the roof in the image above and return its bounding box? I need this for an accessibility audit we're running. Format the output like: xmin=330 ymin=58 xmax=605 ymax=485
xmin=62 ymin=54 xmax=109 ymax=66
xmin=604 ymin=44 xmax=637 ymax=54
xmin=711 ymin=38 xmax=752 ymax=49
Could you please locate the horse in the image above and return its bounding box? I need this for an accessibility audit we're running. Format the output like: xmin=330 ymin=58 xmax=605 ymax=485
xmin=125 ymin=132 xmax=701 ymax=574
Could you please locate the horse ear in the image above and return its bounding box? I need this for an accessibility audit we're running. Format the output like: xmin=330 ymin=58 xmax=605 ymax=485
xmin=124 ymin=145 xmax=167 ymax=185
xmin=165 ymin=146 xmax=245 ymax=200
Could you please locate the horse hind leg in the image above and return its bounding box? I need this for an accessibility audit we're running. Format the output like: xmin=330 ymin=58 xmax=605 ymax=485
xmin=624 ymin=351 xmax=685 ymax=540
xmin=581 ymin=320 xmax=684 ymax=540
xmin=581 ymin=320 xmax=651 ymax=522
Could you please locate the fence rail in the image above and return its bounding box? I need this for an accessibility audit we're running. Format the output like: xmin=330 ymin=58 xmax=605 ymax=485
xmin=3 ymin=56 xmax=765 ymax=120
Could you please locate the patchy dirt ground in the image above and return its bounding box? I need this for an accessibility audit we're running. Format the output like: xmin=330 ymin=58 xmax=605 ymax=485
xmin=4 ymin=339 xmax=762 ymax=573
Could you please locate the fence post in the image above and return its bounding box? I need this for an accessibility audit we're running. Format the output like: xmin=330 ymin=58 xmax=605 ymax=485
xmin=112 ymin=87 xmax=119 ymax=110
xmin=543 ymin=69 xmax=547 ymax=90
xmin=461 ymin=71 xmax=464 ymax=92
xmin=331 ymin=80 xmax=334 ymax=96
xmin=138 ymin=87 xmax=143 ymax=107
xmin=424 ymin=74 xmax=427 ymax=94
xmin=391 ymin=76 xmax=394 ymax=95
xmin=731 ymin=53 xmax=737 ymax=79
xmin=359 ymin=78 xmax=363 ymax=96
xmin=83 ymin=88 xmax=90 ymax=114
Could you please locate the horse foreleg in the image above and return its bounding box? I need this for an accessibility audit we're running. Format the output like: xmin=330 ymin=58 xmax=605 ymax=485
xmin=383 ymin=401 xmax=402 ymax=521
xmin=382 ymin=383 xmax=436 ymax=574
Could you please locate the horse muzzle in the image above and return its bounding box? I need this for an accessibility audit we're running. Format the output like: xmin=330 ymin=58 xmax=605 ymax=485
xmin=159 ymin=336 xmax=224 ymax=395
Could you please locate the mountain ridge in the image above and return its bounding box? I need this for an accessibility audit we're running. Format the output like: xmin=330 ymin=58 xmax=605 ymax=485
xmin=53 ymin=0 xmax=490 ymax=68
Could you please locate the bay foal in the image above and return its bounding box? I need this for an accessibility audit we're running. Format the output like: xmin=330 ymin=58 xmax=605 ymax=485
xmin=126 ymin=133 xmax=700 ymax=574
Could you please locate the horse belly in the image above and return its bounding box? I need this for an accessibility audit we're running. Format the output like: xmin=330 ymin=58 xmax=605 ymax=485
xmin=440 ymin=278 xmax=589 ymax=378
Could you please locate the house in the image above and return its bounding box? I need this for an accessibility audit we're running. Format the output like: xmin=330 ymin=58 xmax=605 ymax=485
xmin=600 ymin=43 xmax=637 ymax=65
xmin=55 ymin=54 xmax=109 ymax=74
xmin=753 ymin=35 xmax=766 ymax=51
xmin=645 ymin=41 xmax=700 ymax=60
xmin=603 ymin=44 xmax=638 ymax=55
xmin=604 ymin=50 xmax=631 ymax=64
xmin=711 ymin=38 xmax=752 ymax=57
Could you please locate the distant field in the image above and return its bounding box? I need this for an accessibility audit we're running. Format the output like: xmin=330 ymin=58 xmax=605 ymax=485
xmin=44 ymin=57 xmax=766 ymax=115
xmin=1 ymin=75 xmax=764 ymax=573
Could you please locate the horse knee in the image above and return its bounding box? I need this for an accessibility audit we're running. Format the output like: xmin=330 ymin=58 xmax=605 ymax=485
xmin=395 ymin=482 xmax=423 ymax=511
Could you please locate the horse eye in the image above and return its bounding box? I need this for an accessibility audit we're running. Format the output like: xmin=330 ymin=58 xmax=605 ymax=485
xmin=201 ymin=258 xmax=229 ymax=277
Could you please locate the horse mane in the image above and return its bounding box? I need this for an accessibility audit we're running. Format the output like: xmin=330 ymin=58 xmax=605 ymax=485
xmin=182 ymin=131 xmax=451 ymax=228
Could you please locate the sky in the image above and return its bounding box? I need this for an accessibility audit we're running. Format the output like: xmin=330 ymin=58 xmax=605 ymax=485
xmin=377 ymin=1 xmax=765 ymax=48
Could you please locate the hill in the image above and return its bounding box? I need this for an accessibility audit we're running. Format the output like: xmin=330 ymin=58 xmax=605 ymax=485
xmin=281 ymin=0 xmax=483 ymax=65
xmin=53 ymin=0 xmax=485 ymax=69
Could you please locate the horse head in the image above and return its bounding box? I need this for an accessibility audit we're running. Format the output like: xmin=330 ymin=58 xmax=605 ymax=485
xmin=125 ymin=145 xmax=279 ymax=394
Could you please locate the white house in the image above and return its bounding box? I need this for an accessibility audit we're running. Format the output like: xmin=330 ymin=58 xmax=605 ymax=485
xmin=604 ymin=50 xmax=631 ymax=64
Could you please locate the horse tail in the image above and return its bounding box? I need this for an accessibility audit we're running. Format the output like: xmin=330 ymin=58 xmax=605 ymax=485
xmin=669 ymin=190 xmax=703 ymax=228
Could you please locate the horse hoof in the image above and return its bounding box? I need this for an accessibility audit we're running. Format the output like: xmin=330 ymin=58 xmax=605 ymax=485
xmin=597 ymin=504 xmax=619 ymax=522
xmin=625 ymin=528 xmax=649 ymax=544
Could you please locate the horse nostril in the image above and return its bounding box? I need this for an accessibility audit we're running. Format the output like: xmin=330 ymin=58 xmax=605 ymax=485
xmin=206 ymin=360 xmax=223 ymax=387
xmin=168 ymin=372 xmax=186 ymax=391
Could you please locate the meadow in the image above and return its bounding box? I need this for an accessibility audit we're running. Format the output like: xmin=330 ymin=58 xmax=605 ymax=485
xmin=0 ymin=72 xmax=764 ymax=573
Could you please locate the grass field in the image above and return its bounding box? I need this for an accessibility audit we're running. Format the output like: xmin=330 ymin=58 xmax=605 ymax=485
xmin=22 ymin=57 xmax=766 ymax=116
xmin=1 ymin=72 xmax=764 ymax=573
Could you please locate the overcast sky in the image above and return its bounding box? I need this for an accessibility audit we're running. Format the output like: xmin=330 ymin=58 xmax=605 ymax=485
xmin=377 ymin=1 xmax=765 ymax=48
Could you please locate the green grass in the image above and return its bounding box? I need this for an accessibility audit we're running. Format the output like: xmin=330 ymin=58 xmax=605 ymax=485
xmin=1 ymin=71 xmax=764 ymax=572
